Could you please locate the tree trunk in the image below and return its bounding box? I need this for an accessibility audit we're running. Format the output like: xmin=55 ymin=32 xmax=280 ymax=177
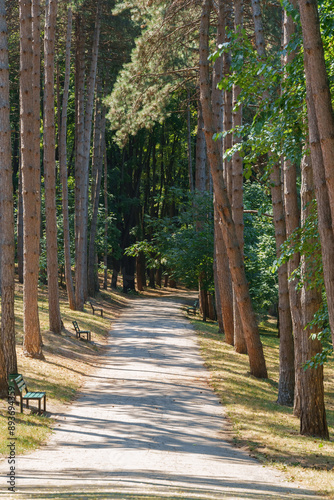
xmin=199 ymin=0 xmax=267 ymax=378
xmin=232 ymin=0 xmax=247 ymax=354
xmin=195 ymin=101 xmax=207 ymax=192
xmin=214 ymin=199 xmax=234 ymax=344
xmin=111 ymin=260 xmax=120 ymax=289
xmin=103 ymin=144 xmax=108 ymax=290
xmin=213 ymin=248 xmax=224 ymax=332
xmin=74 ymin=14 xmax=86 ymax=310
xmin=283 ymin=156 xmax=302 ymax=417
xmin=0 ymin=0 xmax=17 ymax=375
xmin=59 ymin=6 xmax=76 ymax=309
xmin=78 ymin=2 xmax=101 ymax=304
xmin=211 ymin=1 xmax=234 ymax=345
xmin=136 ymin=252 xmax=146 ymax=291
xmin=17 ymin=164 xmax=24 ymax=284
xmin=271 ymin=163 xmax=295 ymax=406
xmin=187 ymin=89 xmax=194 ymax=192
xmin=299 ymin=153 xmax=328 ymax=439
xmin=20 ymin=0 xmax=43 ymax=359
xmin=88 ymin=85 xmax=105 ymax=297
xmin=199 ymin=277 xmax=208 ymax=322
xmin=251 ymin=0 xmax=295 ymax=403
xmin=44 ymin=0 xmax=62 ymax=334
xmin=275 ymin=7 xmax=295 ymax=406
xmin=299 ymin=0 xmax=334 ymax=348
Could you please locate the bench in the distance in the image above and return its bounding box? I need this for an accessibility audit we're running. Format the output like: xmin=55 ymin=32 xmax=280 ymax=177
xmin=186 ymin=300 xmax=199 ymax=315
xmin=12 ymin=375 xmax=46 ymax=414
xmin=88 ymin=301 xmax=103 ymax=317
xmin=72 ymin=320 xmax=91 ymax=341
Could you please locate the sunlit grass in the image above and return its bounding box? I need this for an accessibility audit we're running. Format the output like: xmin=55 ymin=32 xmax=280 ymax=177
xmin=192 ymin=317 xmax=334 ymax=498
xmin=0 ymin=278 xmax=129 ymax=459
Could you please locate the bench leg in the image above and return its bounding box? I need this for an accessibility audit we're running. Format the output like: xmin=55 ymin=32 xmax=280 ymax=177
xmin=44 ymin=396 xmax=46 ymax=413
xmin=38 ymin=399 xmax=41 ymax=414
xmin=20 ymin=398 xmax=23 ymax=413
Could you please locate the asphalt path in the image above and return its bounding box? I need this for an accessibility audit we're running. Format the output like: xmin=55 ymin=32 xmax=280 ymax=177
xmin=0 ymin=296 xmax=322 ymax=499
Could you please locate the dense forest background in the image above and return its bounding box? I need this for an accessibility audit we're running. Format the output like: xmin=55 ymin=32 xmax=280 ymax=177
xmin=0 ymin=0 xmax=333 ymax=441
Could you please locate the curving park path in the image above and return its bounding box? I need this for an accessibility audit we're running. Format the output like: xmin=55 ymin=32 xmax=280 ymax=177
xmin=0 ymin=296 xmax=322 ymax=499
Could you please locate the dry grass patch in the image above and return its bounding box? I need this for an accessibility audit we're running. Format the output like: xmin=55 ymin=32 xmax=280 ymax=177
xmin=192 ymin=317 xmax=334 ymax=498
xmin=0 ymin=281 xmax=129 ymax=460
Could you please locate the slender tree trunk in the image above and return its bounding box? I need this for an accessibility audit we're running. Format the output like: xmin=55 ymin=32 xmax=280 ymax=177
xmin=195 ymin=101 xmax=207 ymax=192
xmin=299 ymin=152 xmax=328 ymax=439
xmin=74 ymin=14 xmax=86 ymax=310
xmin=271 ymin=163 xmax=295 ymax=406
xmin=17 ymin=164 xmax=24 ymax=284
xmin=80 ymin=2 xmax=101 ymax=302
xmin=103 ymin=144 xmax=108 ymax=290
xmin=44 ymin=0 xmax=62 ymax=333
xmin=136 ymin=252 xmax=146 ymax=291
xmin=232 ymin=0 xmax=247 ymax=354
xmin=299 ymin=0 xmax=334 ymax=348
xmin=59 ymin=6 xmax=75 ymax=309
xmin=20 ymin=0 xmax=43 ymax=359
xmin=88 ymin=89 xmax=105 ymax=296
xmin=199 ymin=0 xmax=267 ymax=378
xmin=187 ymin=89 xmax=194 ymax=192
xmin=212 ymin=0 xmax=234 ymax=344
xmin=213 ymin=242 xmax=223 ymax=332
xmin=251 ymin=0 xmax=295 ymax=404
xmin=283 ymin=156 xmax=302 ymax=417
xmin=0 ymin=0 xmax=17 ymax=375
xmin=214 ymin=202 xmax=234 ymax=343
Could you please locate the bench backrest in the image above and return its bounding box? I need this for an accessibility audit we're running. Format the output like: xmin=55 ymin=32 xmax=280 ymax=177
xmin=13 ymin=375 xmax=27 ymax=394
xmin=72 ymin=321 xmax=79 ymax=332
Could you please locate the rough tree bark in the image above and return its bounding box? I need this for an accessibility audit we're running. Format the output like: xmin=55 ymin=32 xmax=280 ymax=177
xmin=232 ymin=0 xmax=247 ymax=354
xmin=20 ymin=0 xmax=43 ymax=359
xmin=212 ymin=0 xmax=234 ymax=344
xmin=195 ymin=101 xmax=207 ymax=193
xmin=80 ymin=2 xmax=101 ymax=302
xmin=299 ymin=153 xmax=329 ymax=439
xmin=0 ymin=0 xmax=17 ymax=375
xmin=281 ymin=4 xmax=301 ymax=415
xmin=59 ymin=6 xmax=76 ymax=310
xmin=103 ymin=144 xmax=108 ymax=290
xmin=298 ymin=0 xmax=334 ymax=348
xmin=74 ymin=13 xmax=86 ymax=310
xmin=187 ymin=89 xmax=194 ymax=192
xmin=199 ymin=0 xmax=267 ymax=378
xmin=44 ymin=0 xmax=62 ymax=333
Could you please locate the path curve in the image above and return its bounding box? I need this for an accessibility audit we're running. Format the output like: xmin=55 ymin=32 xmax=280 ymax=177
xmin=0 ymin=296 xmax=320 ymax=499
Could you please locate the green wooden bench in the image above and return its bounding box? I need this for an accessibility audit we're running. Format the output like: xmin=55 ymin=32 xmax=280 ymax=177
xmin=88 ymin=301 xmax=103 ymax=317
xmin=72 ymin=320 xmax=91 ymax=341
xmin=12 ymin=375 xmax=46 ymax=414
xmin=186 ymin=300 xmax=199 ymax=315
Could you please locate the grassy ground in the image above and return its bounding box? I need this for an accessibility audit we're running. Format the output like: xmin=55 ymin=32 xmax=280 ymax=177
xmin=190 ymin=315 xmax=334 ymax=498
xmin=0 ymin=280 xmax=129 ymax=459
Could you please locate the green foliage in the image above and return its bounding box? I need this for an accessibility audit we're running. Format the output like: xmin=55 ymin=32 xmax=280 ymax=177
xmin=272 ymin=200 xmax=333 ymax=364
xmin=244 ymin=182 xmax=278 ymax=315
